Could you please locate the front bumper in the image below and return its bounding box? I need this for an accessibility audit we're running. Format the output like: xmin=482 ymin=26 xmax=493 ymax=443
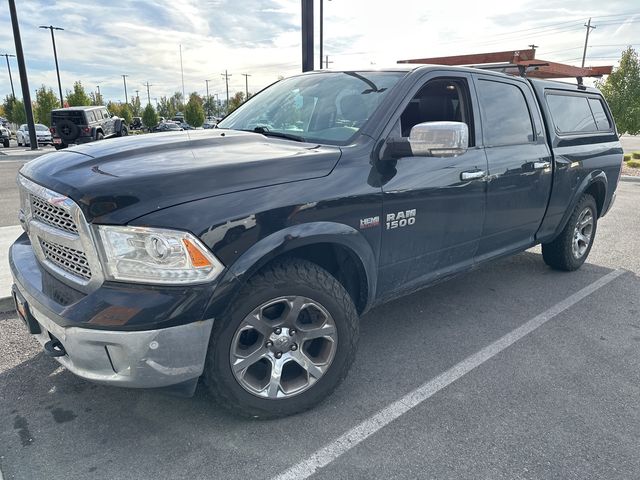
xmin=23 ymin=297 xmax=213 ymax=388
xmin=10 ymin=233 xmax=216 ymax=389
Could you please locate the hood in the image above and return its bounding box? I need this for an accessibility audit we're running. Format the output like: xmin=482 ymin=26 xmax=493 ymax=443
xmin=20 ymin=129 xmax=341 ymax=224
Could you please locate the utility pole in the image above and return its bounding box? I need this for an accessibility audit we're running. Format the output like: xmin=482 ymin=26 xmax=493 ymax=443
xmin=96 ymin=85 xmax=101 ymax=104
xmin=121 ymin=74 xmax=129 ymax=104
xmin=221 ymin=70 xmax=232 ymax=113
xmin=1 ymin=53 xmax=16 ymax=98
xmin=528 ymin=44 xmax=539 ymax=52
xmin=39 ymin=25 xmax=64 ymax=108
xmin=582 ymin=18 xmax=596 ymax=68
xmin=301 ymin=0 xmax=314 ymax=72
xmin=143 ymin=82 xmax=152 ymax=105
xmin=325 ymin=55 xmax=333 ymax=69
xmin=241 ymin=73 xmax=251 ymax=99
xmin=9 ymin=1 xmax=37 ymax=149
xmin=179 ymin=44 xmax=185 ymax=101
xmin=319 ymin=0 xmax=332 ymax=69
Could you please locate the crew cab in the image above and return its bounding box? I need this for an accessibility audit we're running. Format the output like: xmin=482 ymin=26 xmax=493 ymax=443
xmin=9 ymin=67 xmax=622 ymax=418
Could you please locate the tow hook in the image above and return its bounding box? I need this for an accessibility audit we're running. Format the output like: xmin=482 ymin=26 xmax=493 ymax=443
xmin=44 ymin=339 xmax=66 ymax=357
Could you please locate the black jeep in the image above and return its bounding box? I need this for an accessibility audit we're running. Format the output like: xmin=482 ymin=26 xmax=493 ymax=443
xmin=50 ymin=106 xmax=128 ymax=150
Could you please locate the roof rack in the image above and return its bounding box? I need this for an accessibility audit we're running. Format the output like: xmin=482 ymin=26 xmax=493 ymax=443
xmin=397 ymin=49 xmax=612 ymax=85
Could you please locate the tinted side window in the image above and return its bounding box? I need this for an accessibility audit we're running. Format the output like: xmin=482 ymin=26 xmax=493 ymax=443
xmin=588 ymin=98 xmax=611 ymax=131
xmin=477 ymin=80 xmax=534 ymax=146
xmin=546 ymin=94 xmax=597 ymax=133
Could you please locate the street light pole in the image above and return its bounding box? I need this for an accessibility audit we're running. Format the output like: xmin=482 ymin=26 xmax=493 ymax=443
xmin=39 ymin=25 xmax=64 ymax=108
xmin=1 ymin=54 xmax=16 ymax=98
xmin=205 ymin=79 xmax=211 ymax=118
xmin=121 ymin=74 xmax=129 ymax=104
xmin=10 ymin=1 xmax=38 ymax=149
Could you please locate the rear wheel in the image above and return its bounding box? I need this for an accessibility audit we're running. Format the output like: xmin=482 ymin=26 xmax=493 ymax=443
xmin=2 ymin=139 xmax=8 ymax=148
xmin=96 ymin=131 xmax=104 ymax=141
xmin=204 ymin=259 xmax=359 ymax=418
xmin=542 ymin=193 xmax=597 ymax=271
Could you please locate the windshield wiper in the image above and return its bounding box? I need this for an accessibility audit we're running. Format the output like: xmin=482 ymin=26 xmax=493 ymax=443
xmin=239 ymin=126 xmax=306 ymax=142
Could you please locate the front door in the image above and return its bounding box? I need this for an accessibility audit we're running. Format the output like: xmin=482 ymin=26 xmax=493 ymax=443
xmin=377 ymin=74 xmax=487 ymax=299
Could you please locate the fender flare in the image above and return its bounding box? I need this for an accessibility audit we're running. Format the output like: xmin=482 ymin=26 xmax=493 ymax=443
xmin=204 ymin=222 xmax=378 ymax=318
xmin=551 ymin=170 xmax=607 ymax=241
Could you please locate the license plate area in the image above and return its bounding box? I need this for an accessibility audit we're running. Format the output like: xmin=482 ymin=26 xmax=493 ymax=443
xmin=53 ymin=138 xmax=62 ymax=144
xmin=12 ymin=287 xmax=42 ymax=334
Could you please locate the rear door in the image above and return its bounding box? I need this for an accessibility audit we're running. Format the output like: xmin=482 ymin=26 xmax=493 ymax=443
xmin=473 ymin=75 xmax=552 ymax=260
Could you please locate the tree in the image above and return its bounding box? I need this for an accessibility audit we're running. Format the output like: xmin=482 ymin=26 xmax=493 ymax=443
xmin=185 ymin=92 xmax=205 ymax=127
xmin=106 ymin=101 xmax=121 ymax=118
xmin=130 ymin=95 xmax=142 ymax=116
xmin=91 ymin=92 xmax=104 ymax=106
xmin=66 ymin=81 xmax=92 ymax=107
xmin=228 ymin=91 xmax=245 ymax=113
xmin=35 ymin=86 xmax=59 ymax=126
xmin=142 ymin=103 xmax=159 ymax=130
xmin=120 ymin=104 xmax=133 ymax=125
xmin=596 ymin=46 xmax=640 ymax=135
xmin=157 ymin=96 xmax=175 ymax=119
xmin=3 ymin=95 xmax=26 ymax=125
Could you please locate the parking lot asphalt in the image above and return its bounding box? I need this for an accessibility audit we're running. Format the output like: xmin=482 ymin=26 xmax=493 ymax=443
xmin=0 ymin=183 xmax=638 ymax=479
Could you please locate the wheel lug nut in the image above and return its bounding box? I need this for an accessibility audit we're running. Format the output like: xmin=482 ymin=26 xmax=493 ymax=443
xmin=275 ymin=351 xmax=282 ymax=359
xmin=274 ymin=327 xmax=282 ymax=335
xmin=290 ymin=344 xmax=298 ymax=351
xmin=289 ymin=329 xmax=296 ymax=336
xmin=265 ymin=341 xmax=273 ymax=347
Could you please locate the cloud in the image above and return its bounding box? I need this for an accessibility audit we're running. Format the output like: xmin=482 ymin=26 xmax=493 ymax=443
xmin=0 ymin=0 xmax=638 ymax=103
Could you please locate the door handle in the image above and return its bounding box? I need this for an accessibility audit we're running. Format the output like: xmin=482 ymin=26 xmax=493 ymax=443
xmin=533 ymin=161 xmax=551 ymax=170
xmin=460 ymin=170 xmax=486 ymax=181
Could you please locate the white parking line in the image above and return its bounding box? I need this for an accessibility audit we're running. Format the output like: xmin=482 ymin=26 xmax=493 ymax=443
xmin=273 ymin=268 xmax=626 ymax=480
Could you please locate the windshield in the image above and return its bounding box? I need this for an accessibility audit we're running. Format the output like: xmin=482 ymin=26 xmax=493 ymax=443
xmin=36 ymin=124 xmax=48 ymax=131
xmin=218 ymin=71 xmax=405 ymax=144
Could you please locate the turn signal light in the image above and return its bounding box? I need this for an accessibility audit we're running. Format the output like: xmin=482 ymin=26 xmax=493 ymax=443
xmin=183 ymin=238 xmax=213 ymax=268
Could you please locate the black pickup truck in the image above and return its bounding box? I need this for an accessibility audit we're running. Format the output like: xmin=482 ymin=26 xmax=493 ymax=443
xmin=10 ymin=67 xmax=622 ymax=417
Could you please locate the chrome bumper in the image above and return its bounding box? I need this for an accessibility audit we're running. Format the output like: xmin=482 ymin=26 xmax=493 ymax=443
xmin=26 ymin=298 xmax=214 ymax=388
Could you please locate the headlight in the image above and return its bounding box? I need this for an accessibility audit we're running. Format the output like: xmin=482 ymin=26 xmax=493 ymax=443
xmin=96 ymin=225 xmax=224 ymax=285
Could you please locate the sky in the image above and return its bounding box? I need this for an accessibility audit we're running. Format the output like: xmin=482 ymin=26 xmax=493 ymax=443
xmin=0 ymin=0 xmax=638 ymax=105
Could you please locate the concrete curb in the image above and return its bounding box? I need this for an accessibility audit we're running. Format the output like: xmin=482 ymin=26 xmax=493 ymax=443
xmin=620 ymin=175 xmax=640 ymax=183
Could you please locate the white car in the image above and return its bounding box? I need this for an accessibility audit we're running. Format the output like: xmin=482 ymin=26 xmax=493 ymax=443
xmin=17 ymin=124 xmax=53 ymax=146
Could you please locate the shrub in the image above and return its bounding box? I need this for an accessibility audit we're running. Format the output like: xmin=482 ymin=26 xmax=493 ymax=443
xmin=632 ymin=151 xmax=640 ymax=159
xmin=627 ymin=159 xmax=640 ymax=168
xmin=624 ymin=153 xmax=631 ymax=162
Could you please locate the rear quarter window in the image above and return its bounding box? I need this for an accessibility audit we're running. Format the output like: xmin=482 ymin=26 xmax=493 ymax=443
xmin=545 ymin=93 xmax=611 ymax=134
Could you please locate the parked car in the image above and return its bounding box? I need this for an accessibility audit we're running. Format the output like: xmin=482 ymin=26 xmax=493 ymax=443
xmin=130 ymin=117 xmax=142 ymax=130
xmin=16 ymin=123 xmax=53 ymax=146
xmin=0 ymin=124 xmax=10 ymax=147
xmin=203 ymin=120 xmax=216 ymax=129
xmin=179 ymin=122 xmax=194 ymax=130
xmin=50 ymin=106 xmax=128 ymax=150
xmin=10 ymin=67 xmax=622 ymax=418
xmin=153 ymin=121 xmax=184 ymax=132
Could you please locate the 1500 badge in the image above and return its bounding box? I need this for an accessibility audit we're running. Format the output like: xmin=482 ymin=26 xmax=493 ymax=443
xmin=359 ymin=209 xmax=417 ymax=230
xmin=386 ymin=209 xmax=416 ymax=230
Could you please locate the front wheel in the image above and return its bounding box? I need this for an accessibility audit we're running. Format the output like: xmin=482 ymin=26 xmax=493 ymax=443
xmin=204 ymin=259 xmax=359 ymax=418
xmin=542 ymin=193 xmax=597 ymax=271
xmin=2 ymin=139 xmax=8 ymax=148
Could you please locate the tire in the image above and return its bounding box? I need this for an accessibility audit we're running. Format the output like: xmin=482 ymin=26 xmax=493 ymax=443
xmin=96 ymin=131 xmax=104 ymax=141
xmin=17 ymin=137 xmax=21 ymax=147
xmin=2 ymin=139 xmax=8 ymax=148
xmin=542 ymin=194 xmax=597 ymax=271
xmin=56 ymin=119 xmax=80 ymax=144
xmin=204 ymin=259 xmax=359 ymax=418
xmin=118 ymin=125 xmax=128 ymax=137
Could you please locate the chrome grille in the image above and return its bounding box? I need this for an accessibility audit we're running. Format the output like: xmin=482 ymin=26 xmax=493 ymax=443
xmin=31 ymin=195 xmax=78 ymax=234
xmin=40 ymin=239 xmax=92 ymax=280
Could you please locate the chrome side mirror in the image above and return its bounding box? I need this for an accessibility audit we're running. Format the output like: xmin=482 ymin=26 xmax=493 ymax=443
xmin=408 ymin=121 xmax=468 ymax=157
